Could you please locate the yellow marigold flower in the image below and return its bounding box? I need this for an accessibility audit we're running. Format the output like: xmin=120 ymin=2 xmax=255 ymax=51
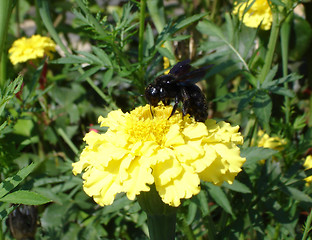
xmin=9 ymin=35 xmax=56 ymax=65
xmin=255 ymin=130 xmax=286 ymax=163
xmin=233 ymin=0 xmax=273 ymax=30
xmin=304 ymin=155 xmax=312 ymax=184
xmin=73 ymin=104 xmax=246 ymax=207
xmin=257 ymin=130 xmax=286 ymax=150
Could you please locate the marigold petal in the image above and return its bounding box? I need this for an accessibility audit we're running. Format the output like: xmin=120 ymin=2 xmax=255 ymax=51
xmin=182 ymin=122 xmax=208 ymax=139
xmin=173 ymin=143 xmax=202 ymax=163
xmin=156 ymin=164 xmax=200 ymax=207
xmin=165 ymin=124 xmax=185 ymax=146
xmin=82 ymin=168 xmax=122 ymax=206
xmin=122 ymin=157 xmax=154 ymax=200
xmin=152 ymin=148 xmax=182 ymax=186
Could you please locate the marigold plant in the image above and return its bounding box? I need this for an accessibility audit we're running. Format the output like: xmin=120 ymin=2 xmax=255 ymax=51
xmin=72 ymin=104 xmax=246 ymax=207
xmin=8 ymin=35 xmax=56 ymax=65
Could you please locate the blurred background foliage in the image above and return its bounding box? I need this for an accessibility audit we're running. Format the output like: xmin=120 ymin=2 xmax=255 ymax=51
xmin=0 ymin=0 xmax=312 ymax=239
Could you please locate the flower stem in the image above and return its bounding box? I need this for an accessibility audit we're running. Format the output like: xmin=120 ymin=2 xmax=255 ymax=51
xmin=180 ymin=217 xmax=196 ymax=240
xmin=138 ymin=0 xmax=146 ymax=65
xmin=137 ymin=184 xmax=177 ymax=240
xmin=280 ymin=13 xmax=292 ymax=125
xmin=0 ymin=1 xmax=14 ymax=87
xmin=259 ymin=11 xmax=280 ymax=84
xmin=302 ymin=209 xmax=312 ymax=240
xmin=146 ymin=213 xmax=176 ymax=240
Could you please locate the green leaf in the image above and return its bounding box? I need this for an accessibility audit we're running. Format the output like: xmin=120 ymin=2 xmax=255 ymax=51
xmin=223 ymin=180 xmax=251 ymax=193
xmin=289 ymin=16 xmax=312 ymax=60
xmin=37 ymin=0 xmax=69 ymax=54
xmin=253 ymin=91 xmax=272 ymax=130
xmin=0 ymin=162 xmax=38 ymax=199
xmin=196 ymin=191 xmax=209 ymax=216
xmin=0 ymin=203 xmax=14 ymax=220
xmin=205 ymin=60 xmax=237 ymax=79
xmin=269 ymin=86 xmax=295 ymax=97
xmin=76 ymin=50 xmax=103 ymax=65
xmin=0 ymin=121 xmax=7 ymax=132
xmin=0 ymin=190 xmax=52 ymax=205
xmin=206 ymin=183 xmax=234 ymax=216
xmin=271 ymin=0 xmax=286 ymax=6
xmin=262 ymin=65 xmax=278 ymax=86
xmin=280 ymin=186 xmax=312 ymax=204
xmin=293 ymin=115 xmax=306 ymax=130
xmin=92 ymin=46 xmax=112 ymax=67
xmin=76 ymin=66 xmax=102 ymax=82
xmin=186 ymin=201 xmax=198 ymax=225
xmin=156 ymin=46 xmax=175 ymax=60
xmin=0 ymin=75 xmax=23 ymax=116
xmin=237 ymin=89 xmax=256 ymax=113
xmin=261 ymin=73 xmax=301 ymax=90
xmin=241 ymin=147 xmax=278 ymax=167
xmin=102 ymin=68 xmax=114 ymax=88
xmin=197 ymin=19 xmax=224 ymax=38
xmin=225 ymin=13 xmax=234 ymax=42
xmin=174 ymin=13 xmax=207 ymax=30
xmin=197 ymin=19 xmax=249 ymax=70
xmin=214 ymin=89 xmax=250 ymax=102
xmin=51 ymin=55 xmax=93 ymax=64
xmin=144 ymin=23 xmax=154 ymax=54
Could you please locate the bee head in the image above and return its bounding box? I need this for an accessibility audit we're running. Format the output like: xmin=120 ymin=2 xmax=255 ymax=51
xmin=145 ymin=83 xmax=161 ymax=106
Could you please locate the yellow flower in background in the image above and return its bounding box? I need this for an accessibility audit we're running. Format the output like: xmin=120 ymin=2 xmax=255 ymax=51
xmin=257 ymin=130 xmax=286 ymax=150
xmin=304 ymin=155 xmax=312 ymax=184
xmin=9 ymin=35 xmax=56 ymax=65
xmin=233 ymin=0 xmax=273 ymax=30
xmin=255 ymin=130 xmax=286 ymax=163
xmin=163 ymin=56 xmax=170 ymax=74
xmin=73 ymin=104 xmax=246 ymax=207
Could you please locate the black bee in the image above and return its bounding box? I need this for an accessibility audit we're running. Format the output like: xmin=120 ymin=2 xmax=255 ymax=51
xmin=145 ymin=59 xmax=209 ymax=122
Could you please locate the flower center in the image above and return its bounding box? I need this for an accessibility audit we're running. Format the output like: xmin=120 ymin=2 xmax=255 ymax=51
xmin=125 ymin=105 xmax=179 ymax=146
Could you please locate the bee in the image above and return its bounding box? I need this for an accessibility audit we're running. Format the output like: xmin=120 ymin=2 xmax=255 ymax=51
xmin=145 ymin=59 xmax=209 ymax=122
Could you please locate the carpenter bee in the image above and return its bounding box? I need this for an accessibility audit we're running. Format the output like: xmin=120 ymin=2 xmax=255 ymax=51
xmin=145 ymin=59 xmax=209 ymax=122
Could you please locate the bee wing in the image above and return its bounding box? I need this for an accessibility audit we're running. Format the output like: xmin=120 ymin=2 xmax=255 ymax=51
xmin=169 ymin=59 xmax=192 ymax=77
xmin=176 ymin=65 xmax=213 ymax=85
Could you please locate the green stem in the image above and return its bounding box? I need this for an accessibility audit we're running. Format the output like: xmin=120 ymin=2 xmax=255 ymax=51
xmin=138 ymin=0 xmax=146 ymax=64
xmin=302 ymin=209 xmax=312 ymax=240
xmin=57 ymin=128 xmax=79 ymax=155
xmin=280 ymin=13 xmax=292 ymax=125
xmin=180 ymin=217 xmax=196 ymax=240
xmin=0 ymin=1 xmax=14 ymax=87
xmin=34 ymin=0 xmax=43 ymax=34
xmin=137 ymin=185 xmax=177 ymax=240
xmin=0 ymin=220 xmax=3 ymax=240
xmin=259 ymin=11 xmax=280 ymax=84
xmin=37 ymin=0 xmax=70 ymax=54
xmin=205 ymin=212 xmax=216 ymax=240
xmin=147 ymin=214 xmax=176 ymax=240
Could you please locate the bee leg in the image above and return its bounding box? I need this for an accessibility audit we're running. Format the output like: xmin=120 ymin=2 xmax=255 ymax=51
xmin=181 ymin=87 xmax=190 ymax=117
xmin=168 ymin=96 xmax=179 ymax=120
xmin=150 ymin=105 xmax=154 ymax=118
